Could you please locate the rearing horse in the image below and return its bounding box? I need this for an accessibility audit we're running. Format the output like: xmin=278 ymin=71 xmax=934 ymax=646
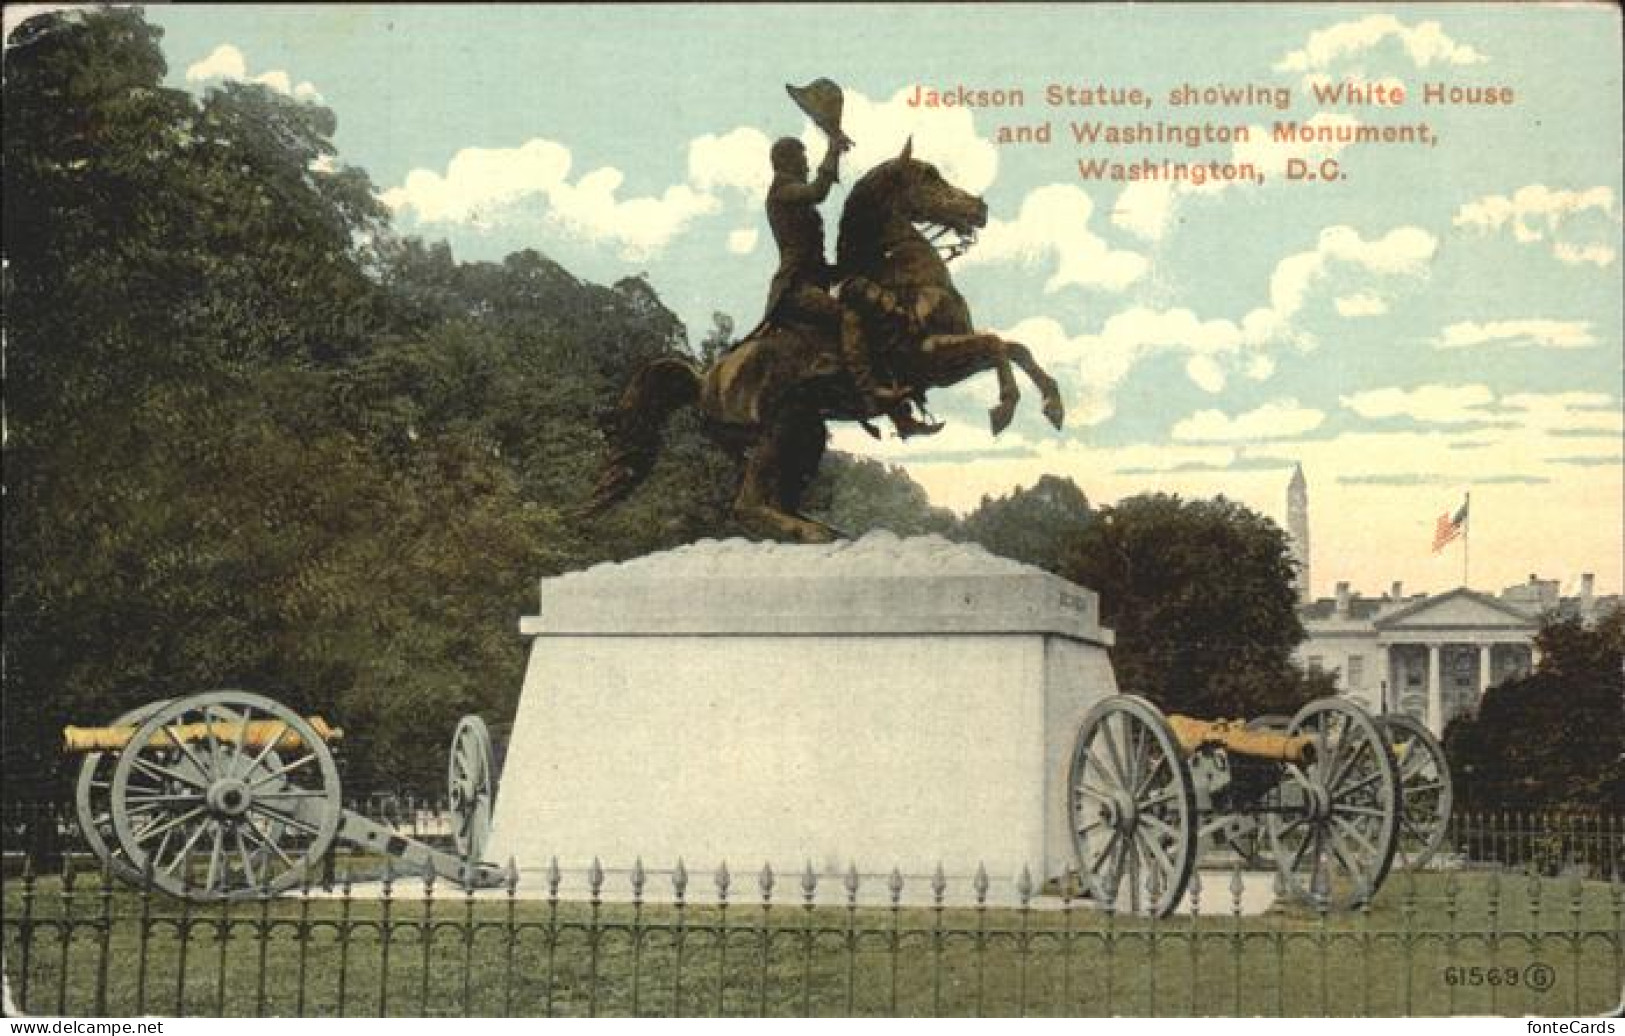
xmin=587 ymin=139 xmax=1066 ymax=543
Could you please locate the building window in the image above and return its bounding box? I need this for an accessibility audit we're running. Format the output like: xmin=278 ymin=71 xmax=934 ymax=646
xmin=1346 ymin=655 xmax=1365 ymax=689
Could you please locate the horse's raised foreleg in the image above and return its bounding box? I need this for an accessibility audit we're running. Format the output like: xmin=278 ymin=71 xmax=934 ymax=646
xmin=916 ymin=333 xmax=1023 ymax=434
xmin=995 ymin=337 xmax=1066 ymax=430
xmin=918 ymin=332 xmax=1066 ymax=432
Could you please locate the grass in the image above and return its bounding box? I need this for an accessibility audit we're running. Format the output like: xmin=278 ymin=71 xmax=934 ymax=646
xmin=4 ymin=869 xmax=1622 ymax=1017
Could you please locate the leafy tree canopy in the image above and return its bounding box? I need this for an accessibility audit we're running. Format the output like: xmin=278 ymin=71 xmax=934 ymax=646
xmin=1445 ymin=607 xmax=1623 ymax=812
xmin=1058 ymin=493 xmax=1327 ymax=718
xmin=956 ymin=474 xmax=1092 ymax=572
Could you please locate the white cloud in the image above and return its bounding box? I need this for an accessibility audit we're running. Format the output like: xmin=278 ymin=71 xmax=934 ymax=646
xmin=185 ymin=43 xmax=321 ymax=102
xmin=1257 ymin=224 xmax=1435 ymax=338
xmin=1335 ymin=293 xmax=1388 ymax=317
xmin=381 ymin=138 xmax=718 ymax=259
xmin=1454 ymin=185 xmax=1618 ymax=266
xmin=1276 ymin=15 xmax=1486 ymax=73
xmin=1185 ymin=355 xmax=1226 ymax=394
xmin=1172 ymin=399 xmax=1326 ymax=442
xmin=1500 ymin=392 xmax=1622 ymax=434
xmin=1552 ymin=243 xmax=1617 ymax=266
xmin=548 ymin=169 xmax=717 ymax=260
xmin=994 ymin=222 xmax=1435 ymax=423
xmin=688 ymin=127 xmax=774 ymax=200
xmin=381 ymin=140 xmax=571 ymax=225
xmin=963 ymin=185 xmax=1148 ymax=293
xmin=1436 ymin=319 xmax=1597 ymax=350
xmin=1111 ymin=181 xmax=1176 ymax=241
xmin=726 ymin=226 xmax=759 ymax=255
xmin=1341 ymin=384 xmax=1497 ymax=423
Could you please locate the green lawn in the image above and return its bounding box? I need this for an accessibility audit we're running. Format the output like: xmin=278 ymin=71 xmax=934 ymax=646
xmin=4 ymin=869 xmax=1621 ymax=1017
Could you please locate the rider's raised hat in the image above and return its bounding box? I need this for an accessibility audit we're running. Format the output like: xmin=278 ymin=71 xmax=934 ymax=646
xmin=786 ymin=79 xmax=854 ymax=150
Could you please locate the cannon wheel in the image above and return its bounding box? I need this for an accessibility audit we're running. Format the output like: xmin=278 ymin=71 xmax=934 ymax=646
xmin=1268 ymin=698 xmax=1400 ymax=908
xmin=447 ymin=715 xmax=495 ymax=863
xmin=1069 ymin=695 xmax=1198 ymax=917
xmin=109 ymin=691 xmax=342 ymax=900
xmin=75 ymin=701 xmax=170 ymax=883
xmin=1380 ymin=713 xmax=1453 ymax=868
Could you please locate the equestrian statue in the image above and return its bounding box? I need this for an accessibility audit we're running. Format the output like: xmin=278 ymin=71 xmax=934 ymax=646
xmin=586 ymin=79 xmax=1066 ymax=543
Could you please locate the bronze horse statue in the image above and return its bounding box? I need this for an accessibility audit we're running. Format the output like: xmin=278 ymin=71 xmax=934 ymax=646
xmin=587 ymin=139 xmax=1066 ymax=543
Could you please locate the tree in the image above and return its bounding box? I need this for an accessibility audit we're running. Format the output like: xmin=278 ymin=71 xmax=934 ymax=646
xmin=803 ymin=453 xmax=957 ymax=537
xmin=698 ymin=311 xmax=735 ymax=366
xmin=1445 ymin=606 xmax=1624 ymax=813
xmin=1059 ymin=493 xmax=1324 ymax=717
xmin=956 ymin=474 xmax=1092 ymax=571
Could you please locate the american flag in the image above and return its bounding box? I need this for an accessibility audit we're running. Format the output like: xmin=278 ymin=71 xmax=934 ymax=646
xmin=1431 ymin=497 xmax=1469 ymax=553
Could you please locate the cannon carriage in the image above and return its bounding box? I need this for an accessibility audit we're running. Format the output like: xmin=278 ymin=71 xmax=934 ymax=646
xmin=65 ymin=690 xmax=504 ymax=901
xmin=1067 ymin=695 xmax=1453 ymax=917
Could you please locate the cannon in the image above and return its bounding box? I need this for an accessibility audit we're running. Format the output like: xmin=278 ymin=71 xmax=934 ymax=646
xmin=1067 ymin=695 xmax=1450 ymax=917
xmin=67 ymin=690 xmax=503 ymax=901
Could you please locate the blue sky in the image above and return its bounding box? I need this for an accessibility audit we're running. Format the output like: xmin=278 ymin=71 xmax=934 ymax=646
xmin=126 ymin=3 xmax=1622 ymax=597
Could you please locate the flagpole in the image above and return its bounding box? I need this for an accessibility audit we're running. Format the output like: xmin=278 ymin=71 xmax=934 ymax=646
xmin=1462 ymin=491 xmax=1471 ymax=588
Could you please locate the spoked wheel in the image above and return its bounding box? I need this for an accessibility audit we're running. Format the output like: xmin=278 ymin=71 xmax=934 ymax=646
xmin=109 ymin=691 xmax=342 ymax=900
xmin=1268 ymin=699 xmax=1400 ymax=909
xmin=74 ymin=701 xmax=169 ymax=884
xmin=1380 ymin=714 xmax=1453 ymax=868
xmin=1069 ymin=695 xmax=1198 ymax=917
xmin=447 ymin=715 xmax=495 ymax=863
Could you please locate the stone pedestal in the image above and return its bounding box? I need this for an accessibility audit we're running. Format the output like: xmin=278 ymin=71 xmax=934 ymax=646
xmin=486 ymin=532 xmax=1117 ymax=903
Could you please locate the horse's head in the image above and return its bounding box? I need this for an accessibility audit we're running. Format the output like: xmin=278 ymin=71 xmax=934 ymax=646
xmin=838 ymin=138 xmax=987 ymax=269
xmin=886 ymin=137 xmax=988 ymax=240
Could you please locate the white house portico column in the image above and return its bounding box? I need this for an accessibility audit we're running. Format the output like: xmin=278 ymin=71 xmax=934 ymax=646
xmin=1426 ymin=643 xmax=1443 ymax=736
xmin=1479 ymin=643 xmax=1493 ymax=697
xmin=1380 ymin=644 xmax=1393 ymax=712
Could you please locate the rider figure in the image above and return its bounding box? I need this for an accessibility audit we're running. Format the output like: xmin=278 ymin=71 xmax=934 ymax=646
xmin=760 ymin=136 xmax=936 ymax=438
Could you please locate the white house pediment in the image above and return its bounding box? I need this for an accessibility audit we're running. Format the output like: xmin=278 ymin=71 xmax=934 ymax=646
xmin=1375 ymin=589 xmax=1537 ymax=631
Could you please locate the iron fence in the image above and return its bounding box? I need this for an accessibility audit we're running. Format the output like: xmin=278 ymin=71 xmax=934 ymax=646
xmin=2 ymin=811 xmax=1622 ymax=1017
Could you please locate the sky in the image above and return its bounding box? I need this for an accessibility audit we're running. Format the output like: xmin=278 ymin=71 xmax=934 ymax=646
xmin=112 ymin=3 xmax=1625 ymax=599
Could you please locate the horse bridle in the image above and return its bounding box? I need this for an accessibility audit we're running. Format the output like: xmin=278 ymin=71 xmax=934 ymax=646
xmin=922 ymin=222 xmax=977 ymax=262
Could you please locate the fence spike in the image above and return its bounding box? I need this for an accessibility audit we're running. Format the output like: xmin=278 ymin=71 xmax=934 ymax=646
xmin=631 ymin=856 xmax=646 ymax=895
xmin=973 ymin=862 xmax=989 ymax=903
xmin=588 ymin=856 xmax=604 ymax=896
xmin=844 ymin=861 xmax=860 ymax=901
xmin=1189 ymin=866 xmax=1202 ymax=915
xmin=673 ymin=857 xmax=689 ymax=898
xmin=889 ymin=866 xmax=905 ymax=902
xmin=505 ymin=856 xmax=520 ymax=892
xmin=758 ymin=862 xmax=774 ymax=900
xmin=801 ymin=861 xmax=818 ymax=901
xmin=715 ymin=860 xmax=731 ymax=897
xmin=1018 ymin=864 xmax=1033 ymax=905
xmin=1230 ymin=865 xmax=1245 ymax=915
xmin=546 ymin=855 xmax=561 ymax=897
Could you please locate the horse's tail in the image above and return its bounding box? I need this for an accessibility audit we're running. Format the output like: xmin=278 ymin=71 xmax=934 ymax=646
xmin=581 ymin=355 xmax=703 ymax=515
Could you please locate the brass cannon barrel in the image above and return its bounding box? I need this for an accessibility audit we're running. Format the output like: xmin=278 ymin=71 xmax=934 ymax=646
xmin=1167 ymin=715 xmax=1314 ymax=764
xmin=63 ymin=717 xmax=343 ymax=754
